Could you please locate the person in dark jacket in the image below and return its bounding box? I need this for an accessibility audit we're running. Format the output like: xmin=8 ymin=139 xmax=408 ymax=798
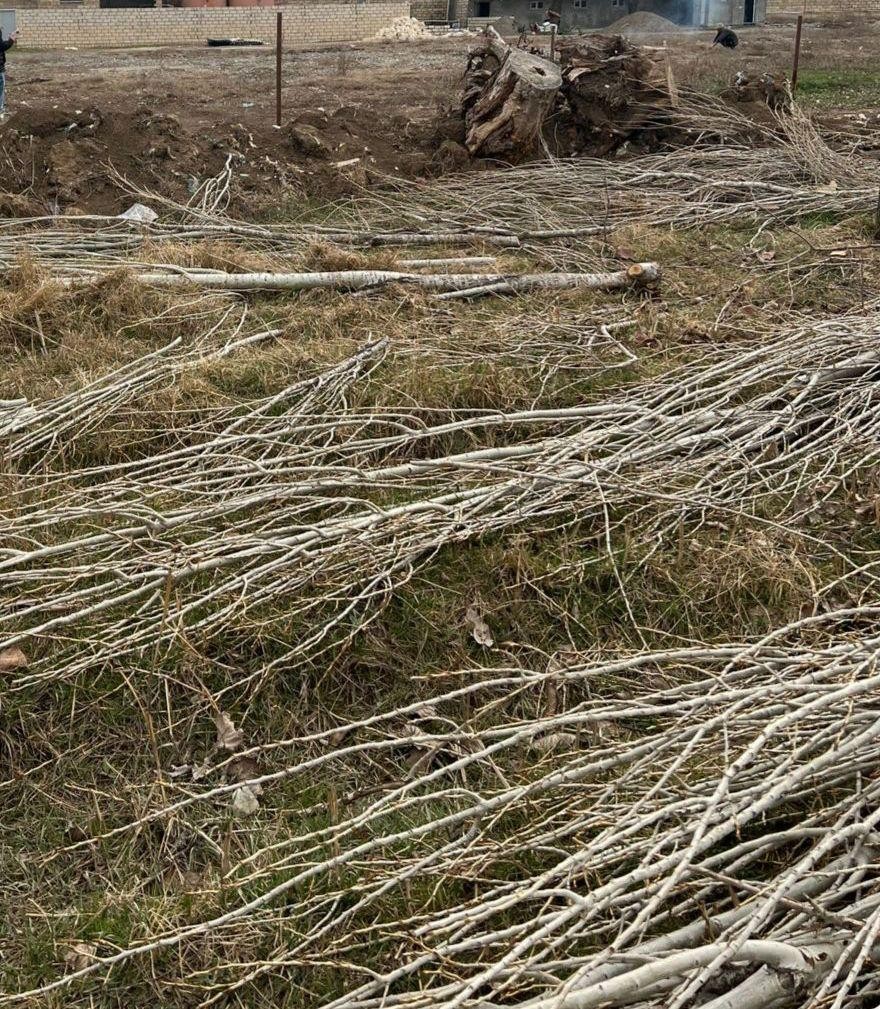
xmin=0 ymin=29 xmax=18 ymax=115
xmin=712 ymin=25 xmax=739 ymax=49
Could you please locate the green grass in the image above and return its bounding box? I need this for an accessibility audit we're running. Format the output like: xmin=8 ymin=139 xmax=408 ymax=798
xmin=2 ymin=203 xmax=879 ymax=1006
xmin=794 ymin=68 xmax=880 ymax=108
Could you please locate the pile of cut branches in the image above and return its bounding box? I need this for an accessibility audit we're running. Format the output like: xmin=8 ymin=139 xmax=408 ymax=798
xmin=11 ymin=608 xmax=880 ymax=1009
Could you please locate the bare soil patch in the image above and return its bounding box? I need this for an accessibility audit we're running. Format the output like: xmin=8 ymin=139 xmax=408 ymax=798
xmin=0 ymin=20 xmax=876 ymax=216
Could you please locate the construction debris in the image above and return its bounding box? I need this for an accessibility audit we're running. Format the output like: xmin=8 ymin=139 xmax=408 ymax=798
xmin=119 ymin=202 xmax=158 ymax=224
xmin=206 ymin=38 xmax=265 ymax=47
xmin=372 ymin=16 xmax=433 ymax=42
xmin=605 ymin=11 xmax=683 ymax=33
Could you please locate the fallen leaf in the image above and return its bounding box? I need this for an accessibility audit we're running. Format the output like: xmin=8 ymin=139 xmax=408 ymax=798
xmin=62 ymin=822 xmax=90 ymax=843
xmin=232 ymin=784 xmax=260 ymax=816
xmin=756 ymin=250 xmax=776 ymax=263
xmin=632 ymin=331 xmax=657 ymax=347
xmin=64 ymin=941 xmax=97 ymax=972
xmin=328 ymin=726 xmax=353 ymax=747
xmin=213 ymin=712 xmax=243 ymax=752
xmin=228 ymin=754 xmax=260 ymax=783
xmin=0 ymin=646 xmax=27 ymax=672
xmin=412 ymin=704 xmax=439 ymax=720
xmin=529 ymin=731 xmax=578 ymax=754
xmin=180 ymin=869 xmax=202 ymax=890
xmin=616 ymin=245 xmax=637 ymax=261
xmin=465 ymin=605 xmax=494 ymax=648
xmin=191 ymin=760 xmax=212 ymax=782
xmin=405 ymin=744 xmax=439 ymax=777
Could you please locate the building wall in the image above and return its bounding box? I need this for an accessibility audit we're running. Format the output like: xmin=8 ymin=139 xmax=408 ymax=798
xmin=469 ymin=0 xmax=685 ymax=30
xmin=411 ymin=0 xmax=467 ymax=20
xmin=766 ymin=0 xmax=877 ymax=13
xmin=410 ymin=0 xmax=446 ymax=18
xmin=12 ymin=1 xmax=408 ymax=47
xmin=15 ymin=0 xmax=100 ymax=9
xmin=692 ymin=0 xmax=766 ymax=23
xmin=468 ymin=0 xmax=763 ymax=30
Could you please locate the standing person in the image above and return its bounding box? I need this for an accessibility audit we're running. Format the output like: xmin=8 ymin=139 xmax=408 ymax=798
xmin=0 ymin=29 xmax=18 ymax=116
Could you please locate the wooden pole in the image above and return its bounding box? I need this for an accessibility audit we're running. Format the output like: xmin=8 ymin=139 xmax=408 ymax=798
xmin=549 ymin=23 xmax=556 ymax=61
xmin=791 ymin=14 xmax=803 ymax=92
xmin=275 ymin=11 xmax=282 ymax=128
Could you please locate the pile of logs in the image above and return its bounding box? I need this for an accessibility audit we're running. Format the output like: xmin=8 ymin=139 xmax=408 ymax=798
xmin=463 ymin=27 xmax=678 ymax=160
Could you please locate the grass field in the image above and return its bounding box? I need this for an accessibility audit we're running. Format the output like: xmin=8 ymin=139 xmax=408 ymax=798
xmin=3 ymin=52 xmax=880 ymax=1009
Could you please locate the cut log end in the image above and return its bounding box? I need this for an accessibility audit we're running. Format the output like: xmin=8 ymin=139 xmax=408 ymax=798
xmin=627 ymin=262 xmax=662 ymax=287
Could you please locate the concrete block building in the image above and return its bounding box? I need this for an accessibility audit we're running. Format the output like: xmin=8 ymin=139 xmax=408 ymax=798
xmin=464 ymin=0 xmax=766 ymax=30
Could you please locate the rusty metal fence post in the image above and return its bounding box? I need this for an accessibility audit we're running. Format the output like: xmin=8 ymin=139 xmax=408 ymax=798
xmin=791 ymin=14 xmax=803 ymax=92
xmin=275 ymin=11 xmax=282 ymax=128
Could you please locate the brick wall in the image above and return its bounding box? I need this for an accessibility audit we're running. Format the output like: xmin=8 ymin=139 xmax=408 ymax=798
xmin=15 ymin=0 xmax=101 ymax=9
xmin=14 ymin=1 xmax=409 ymax=47
xmin=410 ymin=0 xmax=467 ymax=23
xmin=410 ymin=0 xmax=447 ymax=19
xmin=767 ymin=0 xmax=880 ymax=14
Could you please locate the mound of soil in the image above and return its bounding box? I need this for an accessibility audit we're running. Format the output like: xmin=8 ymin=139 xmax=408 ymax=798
xmin=0 ymin=98 xmax=442 ymax=216
xmin=605 ymin=12 xmax=683 ymax=33
xmin=722 ymin=71 xmax=789 ymax=111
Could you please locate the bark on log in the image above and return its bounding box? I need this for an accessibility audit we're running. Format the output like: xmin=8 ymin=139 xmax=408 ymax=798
xmin=73 ymin=263 xmax=660 ymax=298
xmin=524 ymin=940 xmax=833 ymax=1009
xmin=435 ymin=262 xmax=661 ymax=300
xmin=465 ymin=27 xmax=562 ymax=159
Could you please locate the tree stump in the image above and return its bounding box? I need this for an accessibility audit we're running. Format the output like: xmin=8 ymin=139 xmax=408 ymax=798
xmin=464 ymin=27 xmax=562 ymax=159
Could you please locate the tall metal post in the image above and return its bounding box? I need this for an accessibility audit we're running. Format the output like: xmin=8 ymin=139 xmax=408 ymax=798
xmin=791 ymin=14 xmax=803 ymax=92
xmin=275 ymin=11 xmax=282 ymax=128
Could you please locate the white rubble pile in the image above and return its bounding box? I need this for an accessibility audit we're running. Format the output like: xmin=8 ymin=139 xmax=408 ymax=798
xmin=372 ymin=16 xmax=433 ymax=41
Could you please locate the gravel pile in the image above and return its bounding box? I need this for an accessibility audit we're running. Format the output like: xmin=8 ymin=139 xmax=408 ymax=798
xmin=605 ymin=11 xmax=683 ymax=32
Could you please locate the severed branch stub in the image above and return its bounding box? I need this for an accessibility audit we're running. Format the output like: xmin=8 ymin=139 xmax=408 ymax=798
xmin=465 ymin=26 xmax=562 ymax=159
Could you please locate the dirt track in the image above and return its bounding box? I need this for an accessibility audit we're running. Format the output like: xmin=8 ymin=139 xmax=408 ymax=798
xmin=0 ymin=19 xmax=873 ymax=216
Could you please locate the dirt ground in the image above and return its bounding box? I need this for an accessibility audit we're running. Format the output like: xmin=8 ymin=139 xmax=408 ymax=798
xmin=0 ymin=39 xmax=470 ymax=215
xmin=0 ymin=18 xmax=876 ymax=216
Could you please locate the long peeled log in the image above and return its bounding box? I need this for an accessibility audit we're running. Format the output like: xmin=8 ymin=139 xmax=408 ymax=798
xmin=66 ymin=263 xmax=661 ymax=297
xmin=465 ymin=26 xmax=562 ymax=158
xmin=435 ymin=263 xmax=660 ymax=299
xmin=524 ymin=941 xmax=840 ymax=1009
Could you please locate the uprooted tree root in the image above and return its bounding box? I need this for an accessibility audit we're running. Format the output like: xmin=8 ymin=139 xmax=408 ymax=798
xmin=459 ymin=28 xmax=819 ymax=164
